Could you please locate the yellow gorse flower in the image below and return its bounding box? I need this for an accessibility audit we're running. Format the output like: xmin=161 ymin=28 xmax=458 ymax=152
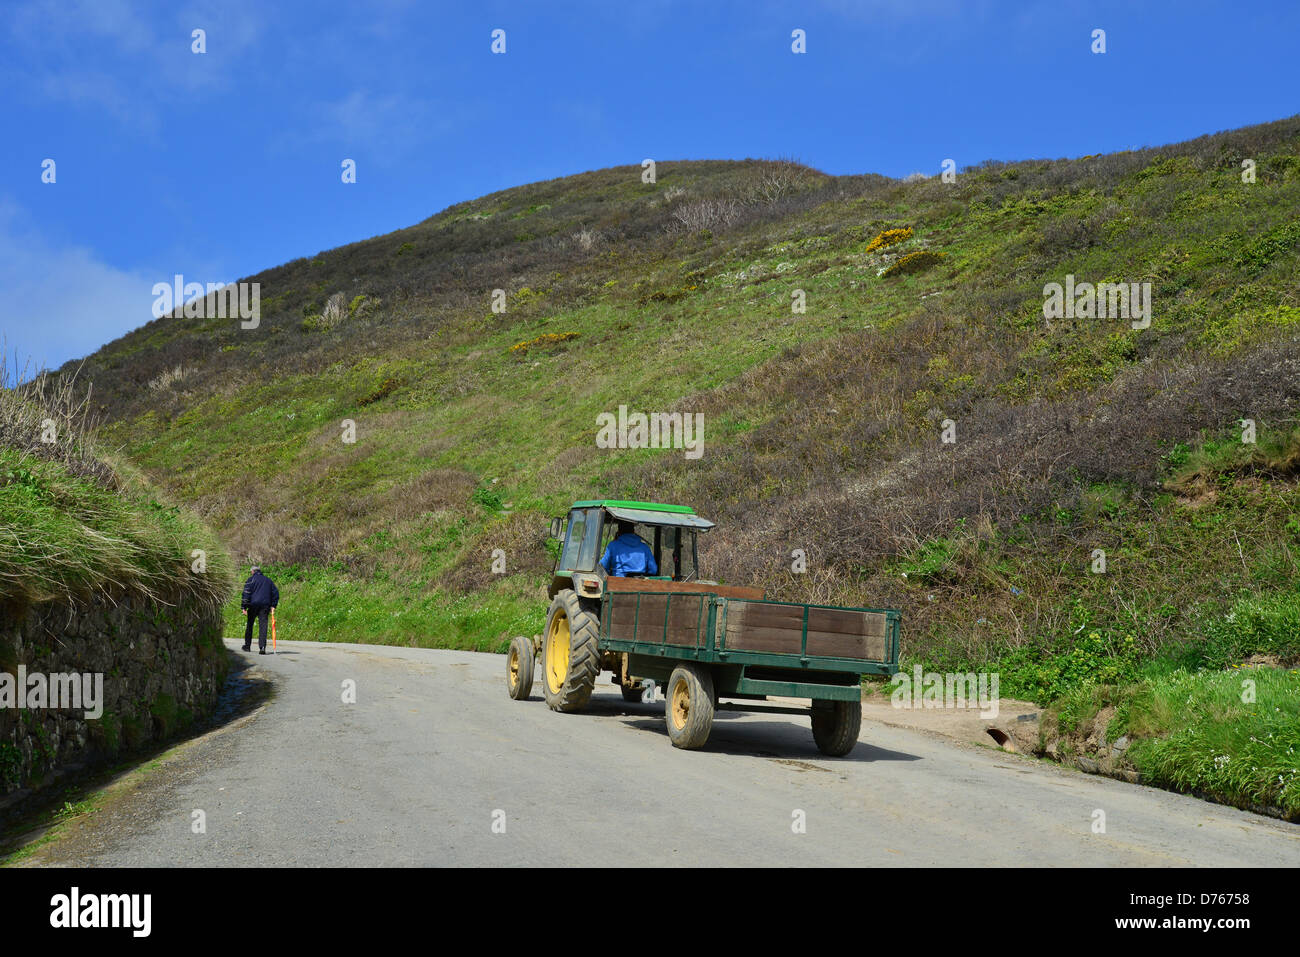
xmin=510 ymin=331 xmax=579 ymax=353
xmin=865 ymin=226 xmax=914 ymax=253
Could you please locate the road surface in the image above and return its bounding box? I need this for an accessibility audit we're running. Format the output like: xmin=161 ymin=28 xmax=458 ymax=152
xmin=18 ymin=639 xmax=1300 ymax=866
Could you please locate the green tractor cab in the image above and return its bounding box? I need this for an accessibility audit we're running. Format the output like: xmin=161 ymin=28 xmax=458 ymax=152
xmin=546 ymin=499 xmax=716 ymax=603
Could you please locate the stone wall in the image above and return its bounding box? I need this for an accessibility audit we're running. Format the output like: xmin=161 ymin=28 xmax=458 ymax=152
xmin=0 ymin=592 xmax=228 ymax=802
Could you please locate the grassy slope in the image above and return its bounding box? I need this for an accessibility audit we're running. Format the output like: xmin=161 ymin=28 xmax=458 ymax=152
xmin=57 ymin=121 xmax=1300 ymax=810
xmin=0 ymin=448 xmax=231 ymax=610
xmin=0 ymin=377 xmax=232 ymax=614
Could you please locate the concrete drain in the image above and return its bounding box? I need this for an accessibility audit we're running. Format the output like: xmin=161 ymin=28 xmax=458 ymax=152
xmin=986 ymin=728 xmax=1016 ymax=752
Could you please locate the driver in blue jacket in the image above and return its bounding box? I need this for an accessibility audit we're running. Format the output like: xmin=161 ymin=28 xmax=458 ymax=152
xmin=600 ymin=522 xmax=658 ymax=577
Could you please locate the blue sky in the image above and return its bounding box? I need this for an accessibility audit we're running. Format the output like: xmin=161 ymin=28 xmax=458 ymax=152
xmin=2 ymin=0 xmax=1296 ymax=374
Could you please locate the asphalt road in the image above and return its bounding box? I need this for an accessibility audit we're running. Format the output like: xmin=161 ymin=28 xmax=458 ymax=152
xmin=25 ymin=639 xmax=1300 ymax=866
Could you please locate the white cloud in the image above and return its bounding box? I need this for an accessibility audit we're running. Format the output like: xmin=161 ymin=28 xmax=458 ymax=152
xmin=0 ymin=202 xmax=157 ymax=373
xmin=6 ymin=0 xmax=267 ymax=137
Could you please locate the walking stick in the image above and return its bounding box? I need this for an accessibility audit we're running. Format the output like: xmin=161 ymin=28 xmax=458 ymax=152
xmin=271 ymin=608 xmax=277 ymax=653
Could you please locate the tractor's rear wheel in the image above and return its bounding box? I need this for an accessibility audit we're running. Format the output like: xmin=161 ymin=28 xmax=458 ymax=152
xmin=506 ymin=635 xmax=534 ymax=700
xmin=542 ymin=589 xmax=600 ymax=713
xmin=665 ymin=664 xmax=714 ymax=749
xmin=811 ymin=699 xmax=862 ymax=756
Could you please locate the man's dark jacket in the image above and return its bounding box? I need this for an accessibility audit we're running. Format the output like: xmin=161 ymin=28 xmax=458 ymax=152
xmin=241 ymin=571 xmax=279 ymax=610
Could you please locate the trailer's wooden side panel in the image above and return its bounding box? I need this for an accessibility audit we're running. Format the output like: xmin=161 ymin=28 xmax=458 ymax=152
xmin=606 ymin=592 xmax=707 ymax=648
xmin=723 ymin=602 xmax=803 ymax=654
xmin=805 ymin=607 xmax=889 ymax=661
xmin=723 ymin=602 xmax=890 ymax=662
xmin=603 ymin=590 xmax=898 ymax=669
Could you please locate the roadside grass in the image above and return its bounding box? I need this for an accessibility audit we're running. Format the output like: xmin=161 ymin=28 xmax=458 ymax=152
xmin=1045 ymin=659 xmax=1300 ymax=820
xmin=0 ymin=791 xmax=103 ymax=865
xmin=222 ymin=561 xmax=544 ymax=653
xmin=1117 ymin=666 xmax=1300 ymax=819
xmin=974 ymin=588 xmax=1300 ymax=819
xmin=0 ymin=446 xmax=231 ymax=609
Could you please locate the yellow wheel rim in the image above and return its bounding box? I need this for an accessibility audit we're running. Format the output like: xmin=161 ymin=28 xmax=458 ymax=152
xmin=670 ymin=677 xmax=690 ymax=730
xmin=508 ymin=645 xmax=521 ymax=689
xmin=546 ymin=611 xmax=571 ymax=694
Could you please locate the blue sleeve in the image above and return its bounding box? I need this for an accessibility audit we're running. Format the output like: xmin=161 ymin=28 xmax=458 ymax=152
xmin=599 ymin=542 xmax=614 ymax=572
xmin=271 ymin=582 xmax=279 ymax=608
xmin=647 ymin=546 xmax=658 ymax=575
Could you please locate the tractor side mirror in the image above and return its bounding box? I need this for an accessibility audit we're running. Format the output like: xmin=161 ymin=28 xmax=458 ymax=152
xmin=548 ymin=517 xmax=564 ymax=539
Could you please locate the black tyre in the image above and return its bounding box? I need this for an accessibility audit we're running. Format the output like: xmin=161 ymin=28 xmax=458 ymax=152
xmin=665 ymin=664 xmax=714 ymax=749
xmin=811 ymin=699 xmax=862 ymax=756
xmin=506 ymin=635 xmax=534 ymax=700
xmin=542 ymin=589 xmax=601 ymax=712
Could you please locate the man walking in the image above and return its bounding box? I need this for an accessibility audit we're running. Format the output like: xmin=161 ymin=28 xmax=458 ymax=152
xmin=240 ymin=565 xmax=280 ymax=654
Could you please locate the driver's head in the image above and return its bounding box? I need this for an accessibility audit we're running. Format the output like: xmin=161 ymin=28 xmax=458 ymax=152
xmin=617 ymin=521 xmax=636 ymax=537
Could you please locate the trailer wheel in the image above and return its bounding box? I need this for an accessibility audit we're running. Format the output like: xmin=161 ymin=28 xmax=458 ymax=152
xmin=665 ymin=664 xmax=714 ymax=749
xmin=506 ymin=635 xmax=534 ymax=700
xmin=811 ymin=699 xmax=862 ymax=756
xmin=542 ymin=589 xmax=601 ymax=713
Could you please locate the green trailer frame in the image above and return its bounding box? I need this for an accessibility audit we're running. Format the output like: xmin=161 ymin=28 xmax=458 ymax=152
xmin=598 ymin=590 xmax=901 ymax=703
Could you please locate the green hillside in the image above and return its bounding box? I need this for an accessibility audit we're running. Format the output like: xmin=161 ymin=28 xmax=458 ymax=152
xmin=64 ymin=117 xmax=1299 ymax=647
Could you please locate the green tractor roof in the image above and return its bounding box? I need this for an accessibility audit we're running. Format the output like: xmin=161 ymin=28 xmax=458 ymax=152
xmin=572 ymin=500 xmax=695 ymax=514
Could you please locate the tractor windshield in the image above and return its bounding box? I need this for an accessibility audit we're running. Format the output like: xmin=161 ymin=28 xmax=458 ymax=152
xmin=560 ymin=508 xmax=604 ymax=572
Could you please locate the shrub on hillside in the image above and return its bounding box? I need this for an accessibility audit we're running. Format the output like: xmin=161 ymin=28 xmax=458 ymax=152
xmin=147 ymin=364 xmax=185 ymax=391
xmin=0 ymin=357 xmax=110 ymax=487
xmin=880 ymin=250 xmax=945 ymax=277
xmin=864 ymin=227 xmax=913 ymax=253
xmin=670 ymin=198 xmax=743 ymax=233
xmin=509 ymin=331 xmax=578 ymax=354
xmin=321 ymin=292 xmax=348 ymax=326
xmin=737 ymin=159 xmax=823 ymax=205
xmin=1035 ymin=206 xmax=1118 ymax=257
xmin=1236 ymin=221 xmax=1300 ymax=276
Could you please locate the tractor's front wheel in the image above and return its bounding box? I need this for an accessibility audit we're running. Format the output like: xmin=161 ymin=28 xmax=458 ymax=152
xmin=665 ymin=664 xmax=714 ymax=749
xmin=506 ymin=635 xmax=534 ymax=700
xmin=542 ymin=590 xmax=601 ymax=713
xmin=811 ymin=699 xmax=862 ymax=756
